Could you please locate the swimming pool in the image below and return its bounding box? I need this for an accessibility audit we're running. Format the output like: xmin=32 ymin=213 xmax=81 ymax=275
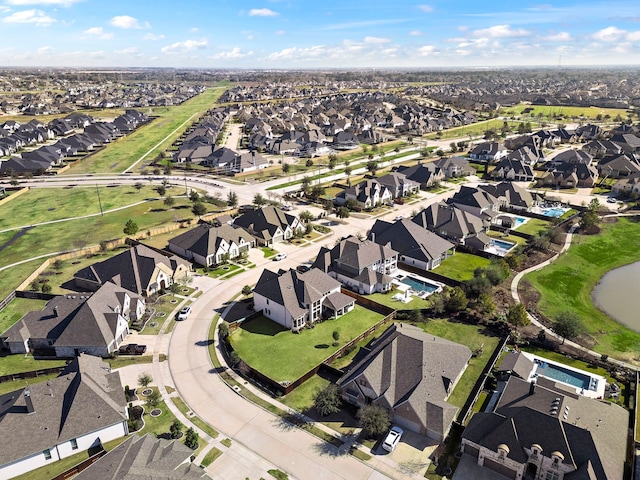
xmin=536 ymin=361 xmax=591 ymax=390
xmin=399 ymin=276 xmax=439 ymax=293
xmin=541 ymin=207 xmax=569 ymax=218
xmin=512 ymin=217 xmax=527 ymax=227
xmin=489 ymin=239 xmax=516 ymax=250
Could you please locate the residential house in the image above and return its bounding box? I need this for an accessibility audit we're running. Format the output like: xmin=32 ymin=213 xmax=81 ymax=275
xmin=394 ymin=162 xmax=445 ymax=189
xmin=596 ymin=153 xmax=640 ymax=179
xmin=233 ymin=205 xmax=303 ymax=246
xmin=582 ymin=139 xmax=623 ymax=159
xmin=550 ymin=149 xmax=593 ymax=167
xmin=490 ymin=158 xmax=535 ymax=182
xmin=447 ymin=185 xmax=506 ymax=223
xmin=507 ymin=145 xmax=545 ymax=166
xmin=412 ymin=202 xmax=491 ymax=250
xmin=1 ymin=282 xmax=144 ymax=358
xmin=73 ymin=434 xmax=212 ymax=480
xmin=253 ymin=268 xmax=355 ymax=332
xmin=432 ymin=156 xmax=477 ymax=178
xmin=168 ymin=223 xmax=255 ymax=267
xmin=312 ymin=235 xmax=398 ymax=294
xmin=612 ymin=173 xmax=640 ymax=197
xmin=375 ymin=172 xmax=420 ymax=198
xmin=334 ymin=179 xmax=392 ymax=209
xmin=337 ymin=323 xmax=471 ymax=442
xmin=74 ymin=243 xmax=190 ymax=296
xmin=456 ymin=375 xmax=628 ymax=480
xmin=610 ymin=133 xmax=640 ymax=155
xmin=469 ymin=142 xmax=508 ymax=163
xmin=369 ymin=219 xmax=455 ymax=271
xmin=479 ymin=182 xmax=537 ymax=212
xmin=0 ymin=354 xmax=129 ymax=480
xmin=539 ymin=162 xmax=599 ymax=188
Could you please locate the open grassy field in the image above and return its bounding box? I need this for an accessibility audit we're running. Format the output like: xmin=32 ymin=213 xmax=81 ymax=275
xmin=415 ymin=319 xmax=501 ymax=408
xmin=0 ymin=260 xmax=47 ymax=302
xmin=66 ymin=86 xmax=227 ymax=174
xmin=0 ymin=297 xmax=47 ymax=334
xmin=501 ymin=102 xmax=632 ymax=121
xmin=0 ymin=185 xmax=182 ymax=231
xmin=525 ymin=217 xmax=640 ymax=361
xmin=229 ymin=306 xmax=384 ymax=382
xmin=425 ymin=119 xmax=522 ymax=141
xmin=0 ymin=195 xmax=220 ymax=272
xmin=436 ymin=252 xmax=492 ymax=281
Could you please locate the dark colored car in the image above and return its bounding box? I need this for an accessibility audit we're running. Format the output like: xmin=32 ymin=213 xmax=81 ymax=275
xmin=296 ymin=264 xmax=311 ymax=273
xmin=118 ymin=344 xmax=147 ymax=355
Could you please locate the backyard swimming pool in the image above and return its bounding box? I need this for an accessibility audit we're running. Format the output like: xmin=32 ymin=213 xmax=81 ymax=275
xmin=489 ymin=239 xmax=516 ymax=250
xmin=397 ymin=275 xmax=440 ymax=293
xmin=536 ymin=361 xmax=592 ymax=390
xmin=541 ymin=207 xmax=570 ymax=218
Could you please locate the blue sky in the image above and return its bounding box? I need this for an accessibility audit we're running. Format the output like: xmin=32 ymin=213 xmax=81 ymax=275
xmin=2 ymin=0 xmax=640 ymax=68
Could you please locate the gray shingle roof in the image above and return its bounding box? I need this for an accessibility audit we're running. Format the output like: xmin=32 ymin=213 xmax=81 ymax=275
xmin=0 ymin=354 xmax=127 ymax=466
xmin=233 ymin=206 xmax=299 ymax=242
xmin=168 ymin=223 xmax=254 ymax=258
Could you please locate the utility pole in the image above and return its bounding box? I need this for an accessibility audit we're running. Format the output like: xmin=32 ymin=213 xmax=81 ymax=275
xmin=95 ymin=184 xmax=103 ymax=216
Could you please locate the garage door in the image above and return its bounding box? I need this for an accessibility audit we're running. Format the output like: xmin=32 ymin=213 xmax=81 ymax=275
xmin=394 ymin=414 xmax=421 ymax=435
xmin=484 ymin=458 xmax=518 ymax=479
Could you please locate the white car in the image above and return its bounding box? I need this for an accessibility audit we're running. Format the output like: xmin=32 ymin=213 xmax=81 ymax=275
xmin=382 ymin=426 xmax=403 ymax=452
xmin=394 ymin=215 xmax=403 ymax=221
xmin=273 ymin=253 xmax=287 ymax=261
xmin=177 ymin=306 xmax=192 ymax=320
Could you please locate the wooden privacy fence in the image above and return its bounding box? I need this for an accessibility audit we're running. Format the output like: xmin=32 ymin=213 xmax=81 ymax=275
xmin=0 ymin=365 xmax=68 ymax=384
xmin=50 ymin=449 xmax=106 ymax=480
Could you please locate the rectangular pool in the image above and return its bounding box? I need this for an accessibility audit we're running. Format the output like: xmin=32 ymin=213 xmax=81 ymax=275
xmin=541 ymin=207 xmax=569 ymax=218
xmin=536 ymin=361 xmax=591 ymax=390
xmin=400 ymin=276 xmax=439 ymax=293
xmin=490 ymin=239 xmax=516 ymax=250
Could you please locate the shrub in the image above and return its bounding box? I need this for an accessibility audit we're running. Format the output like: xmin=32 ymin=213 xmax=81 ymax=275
xmin=185 ymin=427 xmax=199 ymax=449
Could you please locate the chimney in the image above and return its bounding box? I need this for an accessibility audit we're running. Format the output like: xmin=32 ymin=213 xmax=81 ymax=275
xmin=24 ymin=389 xmax=35 ymax=414
xmin=529 ymin=379 xmax=536 ymax=396
xmin=371 ymin=232 xmax=375 ymax=243
xmin=53 ymin=306 xmax=58 ymax=318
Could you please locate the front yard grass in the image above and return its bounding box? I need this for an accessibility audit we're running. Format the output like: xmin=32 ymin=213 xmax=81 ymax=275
xmin=412 ymin=318 xmax=501 ymax=409
xmin=280 ymin=374 xmax=330 ymax=412
xmin=229 ymin=306 xmax=384 ymax=383
xmin=0 ymin=354 xmax=67 ymax=376
xmin=200 ymin=447 xmax=223 ymax=467
xmin=525 ymin=217 xmax=640 ymax=362
xmin=436 ymin=252 xmax=492 ymax=282
xmin=260 ymin=246 xmax=277 ymax=257
xmin=107 ymin=354 xmax=166 ymax=370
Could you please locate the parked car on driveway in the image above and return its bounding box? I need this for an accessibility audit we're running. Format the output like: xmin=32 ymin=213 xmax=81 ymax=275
xmin=296 ymin=264 xmax=310 ymax=273
xmin=382 ymin=426 xmax=403 ymax=452
xmin=177 ymin=306 xmax=192 ymax=320
xmin=118 ymin=344 xmax=147 ymax=355
xmin=274 ymin=253 xmax=287 ymax=261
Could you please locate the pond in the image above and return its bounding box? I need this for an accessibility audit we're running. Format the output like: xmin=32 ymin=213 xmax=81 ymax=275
xmin=592 ymin=261 xmax=640 ymax=332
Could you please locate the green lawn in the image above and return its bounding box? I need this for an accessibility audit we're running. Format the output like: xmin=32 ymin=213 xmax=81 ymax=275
xmin=229 ymin=306 xmax=384 ymax=382
xmin=367 ymin=290 xmax=432 ymax=310
xmin=0 ymin=259 xmax=50 ymax=301
xmin=425 ymin=119 xmax=522 ymax=141
xmin=414 ymin=319 xmax=501 ymax=408
xmin=514 ymin=217 xmax=553 ymax=236
xmin=486 ymin=231 xmax=528 ymax=246
xmin=501 ymin=103 xmax=631 ymax=121
xmin=280 ymin=374 xmax=330 ymax=412
xmin=436 ymin=252 xmax=492 ymax=281
xmin=0 ymin=372 xmax=60 ymax=395
xmin=525 ymin=217 xmax=640 ymax=362
xmin=0 ymin=297 xmax=47 ymax=334
xmin=0 ymin=185 xmax=181 ymax=231
xmin=66 ymin=87 xmax=227 ymax=174
xmin=200 ymin=447 xmax=223 ymax=467
xmin=172 ymin=396 xmax=220 ymax=439
xmin=0 ymin=355 xmax=67 ymax=376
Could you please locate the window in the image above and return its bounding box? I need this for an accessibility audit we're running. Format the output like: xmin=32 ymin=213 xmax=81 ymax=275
xmin=44 ymin=449 xmax=52 ymax=460
xmin=71 ymin=438 xmax=78 ymax=450
xmin=545 ymin=472 xmax=560 ymax=480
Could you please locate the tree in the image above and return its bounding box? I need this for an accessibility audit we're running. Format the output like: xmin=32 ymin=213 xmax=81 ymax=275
xmin=138 ymin=373 xmax=153 ymax=388
xmin=227 ymin=190 xmax=238 ymax=207
xmin=41 ymin=282 xmax=52 ymax=294
xmin=474 ymin=293 xmax=496 ymax=316
xmin=336 ymin=206 xmax=350 ymax=218
xmin=156 ymin=185 xmax=166 ymax=197
xmin=332 ymin=330 xmax=340 ymax=345
xmin=357 ymin=405 xmax=391 ymax=437
xmin=188 ymin=190 xmax=200 ymax=203
xmin=314 ymin=384 xmax=342 ymax=416
xmin=242 ymin=285 xmax=253 ymax=296
xmin=184 ymin=427 xmax=199 ymax=449
xmin=445 ymin=286 xmax=468 ymax=313
xmin=282 ymin=162 xmax=291 ymax=174
xmin=366 ymin=161 xmax=378 ymax=176
xmin=305 ymin=158 xmax=314 ymax=167
xmin=328 ymin=155 xmax=337 ymax=171
xmin=301 ymin=176 xmax=312 ymax=196
xmin=133 ymin=182 xmax=144 ymax=192
xmin=552 ymin=311 xmax=585 ymax=344
xmin=123 ymin=219 xmax=139 ymax=236
xmin=52 ymin=259 xmax=64 ymax=270
xmin=344 ymin=166 xmax=353 ymax=186
xmin=580 ymin=198 xmax=600 ymax=230
xmin=145 ymin=389 xmax=161 ymax=409
xmin=192 ymin=202 xmax=207 ymax=218
xmin=253 ymin=193 xmax=266 ymax=207
xmin=311 ymin=185 xmax=325 ymax=199
xmin=299 ymin=210 xmax=315 ymax=223
xmin=164 ymin=195 xmax=175 ymax=208
xmin=507 ymin=303 xmax=529 ymax=331
xmin=170 ymin=419 xmax=184 ymax=439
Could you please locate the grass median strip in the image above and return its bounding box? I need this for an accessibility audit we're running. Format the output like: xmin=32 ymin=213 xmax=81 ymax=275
xmin=200 ymin=447 xmax=223 ymax=467
xmin=172 ymin=396 xmax=220 ymax=439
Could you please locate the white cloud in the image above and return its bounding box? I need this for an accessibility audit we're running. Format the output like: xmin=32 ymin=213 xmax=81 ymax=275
xmin=457 ymin=25 xmax=469 ymax=31
xmin=268 ymin=45 xmax=325 ymax=60
xmin=110 ymin=15 xmax=142 ymax=29
xmin=144 ymin=33 xmax=165 ymax=41
xmin=83 ymin=26 xmax=113 ymax=39
xmin=3 ymin=9 xmax=55 ymax=26
xmin=190 ymin=27 xmax=198 ymax=33
xmin=364 ymin=36 xmax=390 ymax=44
xmin=418 ymin=45 xmax=436 ymax=55
xmin=6 ymin=0 xmax=81 ymax=5
xmin=543 ymin=32 xmax=572 ymax=42
xmin=0 ymin=6 xmax=9 ymax=12
xmin=249 ymin=8 xmax=278 ymax=17
xmin=115 ymin=46 xmax=141 ymax=56
xmin=473 ymin=24 xmax=530 ymax=38
xmin=417 ymin=4 xmax=433 ymax=13
xmin=37 ymin=46 xmax=53 ymax=53
xmin=275 ymin=29 xmax=285 ymax=35
xmin=211 ymin=47 xmax=253 ymax=59
xmin=409 ymin=30 xmax=422 ymax=36
xmin=592 ymin=26 xmax=640 ymax=42
xmin=161 ymin=39 xmax=207 ymax=54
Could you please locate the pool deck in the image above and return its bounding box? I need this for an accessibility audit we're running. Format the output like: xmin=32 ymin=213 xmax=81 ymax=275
xmin=521 ymin=352 xmax=606 ymax=399
xmin=392 ymin=270 xmax=444 ymax=298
